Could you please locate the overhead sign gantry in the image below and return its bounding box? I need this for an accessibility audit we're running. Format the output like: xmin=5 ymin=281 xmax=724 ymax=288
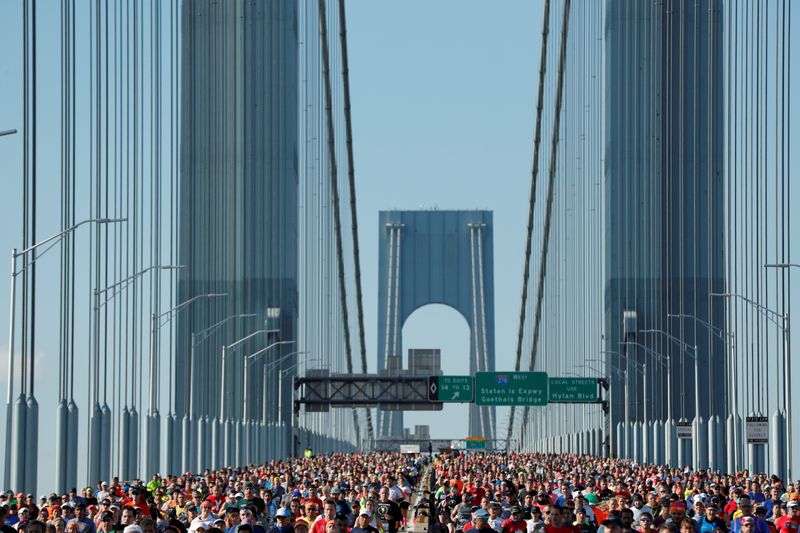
xmin=293 ymin=370 xmax=610 ymax=456
xmin=295 ymin=371 xmax=608 ymax=409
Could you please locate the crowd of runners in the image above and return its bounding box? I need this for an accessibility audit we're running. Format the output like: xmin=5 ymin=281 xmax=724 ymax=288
xmin=2 ymin=452 xmax=799 ymax=533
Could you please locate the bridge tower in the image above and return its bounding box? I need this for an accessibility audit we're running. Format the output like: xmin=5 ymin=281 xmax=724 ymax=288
xmin=377 ymin=210 xmax=496 ymax=439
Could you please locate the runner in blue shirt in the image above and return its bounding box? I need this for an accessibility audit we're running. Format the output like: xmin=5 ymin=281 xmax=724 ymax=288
xmin=731 ymin=497 xmax=769 ymax=533
xmin=698 ymin=503 xmax=726 ymax=533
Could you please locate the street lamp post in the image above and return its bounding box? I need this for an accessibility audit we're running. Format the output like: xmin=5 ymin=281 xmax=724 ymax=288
xmin=146 ymin=292 xmax=227 ymax=476
xmin=263 ymin=351 xmax=312 ymax=423
xmin=241 ymin=340 xmax=295 ymax=463
xmin=242 ymin=340 xmax=296 ymax=422
xmin=277 ymin=355 xmax=321 ymax=458
xmin=599 ymin=349 xmax=638 ymax=458
xmin=595 ymin=350 xmax=621 ymax=456
xmin=763 ymin=263 xmax=797 ymax=481
xmin=585 ymin=358 xmax=625 ymax=458
xmin=217 ymin=327 xmax=278 ymax=467
xmin=619 ymin=341 xmax=669 ymax=424
xmin=713 ymin=287 xmax=792 ymax=481
xmin=189 ymin=314 xmax=257 ymax=420
xmin=668 ymin=312 xmax=737 ymax=471
xmin=562 ymin=370 xmax=597 ymax=453
xmin=220 ymin=329 xmax=278 ymax=421
xmin=3 ymin=217 xmax=125 ymax=492
xmin=641 ymin=329 xmax=698 ymax=419
xmin=90 ymin=263 xmax=183 ymax=484
xmin=621 ymin=341 xmax=672 ymax=463
xmin=184 ymin=313 xmax=256 ymax=473
xmin=640 ymin=328 xmax=699 ymax=467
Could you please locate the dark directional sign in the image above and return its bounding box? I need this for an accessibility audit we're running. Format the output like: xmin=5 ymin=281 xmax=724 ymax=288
xmin=428 ymin=375 xmax=474 ymax=402
xmin=548 ymin=377 xmax=599 ymax=403
xmin=475 ymin=371 xmax=548 ymax=406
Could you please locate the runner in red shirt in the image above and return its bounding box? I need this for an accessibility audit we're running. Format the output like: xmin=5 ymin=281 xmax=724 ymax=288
xmin=205 ymin=485 xmax=226 ymax=512
xmin=726 ymin=490 xmax=745 ymax=518
xmin=775 ymin=502 xmax=800 ymax=533
xmin=544 ymin=506 xmax=579 ymax=533
xmin=469 ymin=486 xmax=486 ymax=505
xmin=500 ymin=506 xmax=526 ymax=533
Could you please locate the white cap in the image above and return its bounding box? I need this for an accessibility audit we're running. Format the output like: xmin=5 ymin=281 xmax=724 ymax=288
xmin=124 ymin=526 xmax=143 ymax=533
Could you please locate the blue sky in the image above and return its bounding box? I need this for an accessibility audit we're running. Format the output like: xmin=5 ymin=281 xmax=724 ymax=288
xmin=346 ymin=1 xmax=541 ymax=441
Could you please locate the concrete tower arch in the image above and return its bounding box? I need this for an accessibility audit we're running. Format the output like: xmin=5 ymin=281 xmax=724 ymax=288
xmin=377 ymin=210 xmax=496 ymax=439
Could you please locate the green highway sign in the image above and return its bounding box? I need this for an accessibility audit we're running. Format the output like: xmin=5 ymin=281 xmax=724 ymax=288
xmin=548 ymin=377 xmax=599 ymax=403
xmin=465 ymin=438 xmax=486 ymax=451
xmin=475 ymin=371 xmax=548 ymax=406
xmin=428 ymin=375 xmax=474 ymax=402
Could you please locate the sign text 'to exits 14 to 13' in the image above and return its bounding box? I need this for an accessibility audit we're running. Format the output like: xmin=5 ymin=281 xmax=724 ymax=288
xmin=428 ymin=375 xmax=474 ymax=402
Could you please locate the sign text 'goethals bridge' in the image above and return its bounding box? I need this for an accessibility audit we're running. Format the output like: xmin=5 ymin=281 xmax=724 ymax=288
xmin=475 ymin=372 xmax=548 ymax=406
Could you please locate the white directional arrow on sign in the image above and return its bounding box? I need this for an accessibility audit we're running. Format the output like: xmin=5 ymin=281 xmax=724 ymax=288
xmin=428 ymin=376 xmax=439 ymax=401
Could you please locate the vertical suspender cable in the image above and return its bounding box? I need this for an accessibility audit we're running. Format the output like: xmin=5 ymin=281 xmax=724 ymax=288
xmin=678 ymin=0 xmax=686 ymax=420
xmin=742 ymin=0 xmax=750 ymax=415
xmin=317 ymin=0 xmax=361 ymax=442
xmin=384 ymin=228 xmax=395 ymax=370
xmin=754 ymin=0 xmax=763 ymax=411
xmin=390 ymin=226 xmax=403 ymax=434
xmin=30 ymin=0 xmax=40 ymax=397
xmin=735 ymin=0 xmax=743 ymax=414
xmin=522 ymin=0 xmax=571 ymax=436
xmin=336 ymin=0 xmax=374 ymax=441
xmin=28 ymin=0 xmax=38 ymax=491
xmin=691 ymin=0 xmax=698 ymax=420
xmin=69 ymin=0 xmax=76 ymax=405
xmin=746 ymin=0 xmax=752 ymax=414
xmin=507 ymin=0 xmax=551 ymax=443
xmin=148 ymin=0 xmax=155 ymax=412
xmin=725 ymin=0 xmax=736 ymax=464
xmin=66 ymin=0 xmax=73 ymax=400
xmin=392 ymin=227 xmax=402 ymax=364
xmin=113 ymin=0 xmax=120 ymax=468
xmin=104 ymin=0 xmax=110 ymax=405
xmin=59 ymin=0 xmax=66 ymax=404
xmin=775 ymin=0 xmax=781 ymax=411
xmin=707 ymin=0 xmax=714 ymax=417
xmin=155 ymin=0 xmax=163 ymax=410
xmin=134 ymin=0 xmax=143 ymax=474
xmin=468 ymin=225 xmax=486 ymax=437
xmin=21 ymin=0 xmax=29 ymax=398
xmin=170 ymin=0 xmax=176 ymax=418
xmin=94 ymin=0 xmax=101 ymax=408
xmin=131 ymin=0 xmax=138 ymax=411
xmin=124 ymin=0 xmax=131 ymax=410
xmin=476 ymin=226 xmax=493 ymax=433
xmin=664 ymin=0 xmax=672 ymax=425
xmin=756 ymin=0 xmax=763 ymax=411
xmin=785 ymin=0 xmax=792 ymax=471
